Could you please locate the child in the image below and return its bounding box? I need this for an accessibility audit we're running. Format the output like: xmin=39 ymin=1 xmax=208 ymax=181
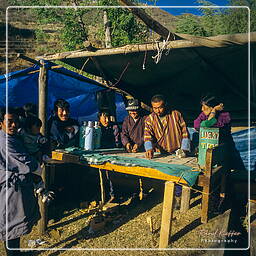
xmin=20 ymin=115 xmax=54 ymax=203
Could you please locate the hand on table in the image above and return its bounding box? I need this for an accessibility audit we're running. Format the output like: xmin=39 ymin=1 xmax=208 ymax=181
xmin=126 ymin=143 xmax=132 ymax=153
xmin=145 ymin=149 xmax=154 ymax=159
xmin=132 ymin=144 xmax=138 ymax=153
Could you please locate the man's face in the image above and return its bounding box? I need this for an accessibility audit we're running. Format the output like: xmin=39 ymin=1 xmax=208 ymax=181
xmin=129 ymin=110 xmax=139 ymax=119
xmin=152 ymin=101 xmax=166 ymax=116
xmin=1 ymin=114 xmax=18 ymax=135
xmin=99 ymin=113 xmax=110 ymax=127
xmin=57 ymin=107 xmax=69 ymax=121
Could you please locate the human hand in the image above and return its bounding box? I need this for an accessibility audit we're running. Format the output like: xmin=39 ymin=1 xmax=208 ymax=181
xmin=126 ymin=143 xmax=132 ymax=152
xmin=132 ymin=144 xmax=138 ymax=153
xmin=145 ymin=149 xmax=154 ymax=159
xmin=213 ymin=103 xmax=224 ymax=112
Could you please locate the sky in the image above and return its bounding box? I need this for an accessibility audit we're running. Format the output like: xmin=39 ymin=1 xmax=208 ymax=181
xmin=141 ymin=0 xmax=230 ymax=15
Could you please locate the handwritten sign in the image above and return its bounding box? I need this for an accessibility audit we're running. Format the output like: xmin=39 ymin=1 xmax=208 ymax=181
xmin=198 ymin=127 xmax=219 ymax=167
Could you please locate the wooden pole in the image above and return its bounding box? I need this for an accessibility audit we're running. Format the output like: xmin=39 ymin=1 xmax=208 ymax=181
xmin=118 ymin=0 xmax=181 ymax=41
xmin=99 ymin=169 xmax=106 ymax=206
xmin=104 ymin=11 xmax=112 ymax=48
xmin=38 ymin=59 xmax=48 ymax=235
xmin=159 ymin=181 xmax=175 ymax=248
xmin=180 ymin=186 xmax=191 ymax=213
xmin=201 ymin=149 xmax=213 ymax=224
xmin=38 ymin=59 xmax=47 ymax=136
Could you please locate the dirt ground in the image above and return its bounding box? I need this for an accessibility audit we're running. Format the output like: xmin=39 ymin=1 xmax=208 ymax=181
xmin=0 ymin=184 xmax=251 ymax=256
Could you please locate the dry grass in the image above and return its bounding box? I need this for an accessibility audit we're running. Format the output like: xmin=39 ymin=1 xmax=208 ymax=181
xmin=0 ymin=192 xmax=210 ymax=256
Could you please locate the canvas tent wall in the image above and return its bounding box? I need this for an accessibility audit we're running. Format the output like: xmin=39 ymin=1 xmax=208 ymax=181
xmin=40 ymin=32 xmax=256 ymax=125
xmin=0 ymin=62 xmax=127 ymax=122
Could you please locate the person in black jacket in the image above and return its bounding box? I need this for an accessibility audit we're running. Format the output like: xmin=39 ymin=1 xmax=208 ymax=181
xmin=47 ymin=99 xmax=79 ymax=150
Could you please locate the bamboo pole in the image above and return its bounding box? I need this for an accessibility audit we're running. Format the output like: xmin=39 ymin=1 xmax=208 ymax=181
xmin=37 ymin=32 xmax=254 ymax=61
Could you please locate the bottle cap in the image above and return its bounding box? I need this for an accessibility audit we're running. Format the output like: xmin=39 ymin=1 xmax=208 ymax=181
xmin=88 ymin=121 xmax=94 ymax=128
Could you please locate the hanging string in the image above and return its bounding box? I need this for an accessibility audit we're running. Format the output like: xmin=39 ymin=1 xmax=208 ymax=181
xmin=142 ymin=45 xmax=147 ymax=70
xmin=152 ymin=32 xmax=172 ymax=64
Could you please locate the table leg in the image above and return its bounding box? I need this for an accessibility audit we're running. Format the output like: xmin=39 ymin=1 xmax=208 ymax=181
xmin=159 ymin=181 xmax=175 ymax=248
xmin=201 ymin=178 xmax=211 ymax=224
xmin=99 ymin=169 xmax=106 ymax=205
xmin=180 ymin=186 xmax=191 ymax=213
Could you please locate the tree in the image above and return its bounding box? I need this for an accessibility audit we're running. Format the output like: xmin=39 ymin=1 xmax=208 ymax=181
xmin=9 ymin=0 xmax=149 ymax=50
xmin=175 ymin=15 xmax=207 ymax=36
xmin=175 ymin=0 xmax=256 ymax=36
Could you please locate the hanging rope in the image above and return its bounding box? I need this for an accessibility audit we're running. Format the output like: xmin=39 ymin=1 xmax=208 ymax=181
xmin=142 ymin=45 xmax=148 ymax=70
xmin=152 ymin=32 xmax=172 ymax=64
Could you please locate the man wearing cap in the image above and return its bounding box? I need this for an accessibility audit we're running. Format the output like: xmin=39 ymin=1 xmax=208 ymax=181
xmin=121 ymin=99 xmax=147 ymax=153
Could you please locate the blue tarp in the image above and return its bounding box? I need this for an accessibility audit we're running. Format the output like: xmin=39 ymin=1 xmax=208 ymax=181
xmin=0 ymin=62 xmax=127 ymax=122
xmin=232 ymin=128 xmax=256 ymax=172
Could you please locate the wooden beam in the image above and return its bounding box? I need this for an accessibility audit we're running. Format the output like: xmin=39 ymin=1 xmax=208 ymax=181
xmin=118 ymin=0 xmax=180 ymax=41
xmin=99 ymin=169 xmax=106 ymax=205
xmin=38 ymin=32 xmax=255 ymax=61
xmin=38 ymin=59 xmax=48 ymax=235
xmin=201 ymin=149 xmax=213 ymax=224
xmin=17 ymin=53 xmax=41 ymax=66
xmin=180 ymin=186 xmax=191 ymax=213
xmin=159 ymin=181 xmax=175 ymax=248
xmin=38 ymin=59 xmax=47 ymax=136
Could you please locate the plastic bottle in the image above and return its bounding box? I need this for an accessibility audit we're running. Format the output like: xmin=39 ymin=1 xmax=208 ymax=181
xmin=79 ymin=121 xmax=87 ymax=149
xmin=93 ymin=121 xmax=102 ymax=149
xmin=84 ymin=121 xmax=94 ymax=150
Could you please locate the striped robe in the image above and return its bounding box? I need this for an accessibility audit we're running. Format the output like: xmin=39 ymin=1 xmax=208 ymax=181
xmin=144 ymin=110 xmax=189 ymax=153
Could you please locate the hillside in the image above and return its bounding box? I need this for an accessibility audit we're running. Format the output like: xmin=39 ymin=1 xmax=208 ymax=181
xmin=0 ymin=3 xmax=180 ymax=75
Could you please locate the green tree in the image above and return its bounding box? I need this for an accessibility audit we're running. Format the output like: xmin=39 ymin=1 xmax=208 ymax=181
xmin=9 ymin=0 xmax=149 ymax=50
xmin=98 ymin=0 xmax=148 ymax=47
xmin=175 ymin=0 xmax=255 ymax=36
xmin=175 ymin=15 xmax=207 ymax=36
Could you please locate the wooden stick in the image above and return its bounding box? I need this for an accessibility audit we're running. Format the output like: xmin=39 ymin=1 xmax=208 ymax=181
xmin=38 ymin=60 xmax=48 ymax=235
xmin=180 ymin=186 xmax=191 ymax=213
xmin=38 ymin=59 xmax=47 ymax=136
xmin=201 ymin=149 xmax=213 ymax=224
xmin=118 ymin=0 xmax=179 ymax=41
xmin=17 ymin=53 xmax=41 ymax=66
xmin=37 ymin=32 xmax=255 ymax=61
xmin=99 ymin=169 xmax=106 ymax=205
xmin=104 ymin=10 xmax=112 ymax=48
xmin=159 ymin=181 xmax=175 ymax=248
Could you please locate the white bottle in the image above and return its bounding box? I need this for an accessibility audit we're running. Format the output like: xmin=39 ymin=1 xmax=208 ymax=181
xmin=84 ymin=121 xmax=94 ymax=150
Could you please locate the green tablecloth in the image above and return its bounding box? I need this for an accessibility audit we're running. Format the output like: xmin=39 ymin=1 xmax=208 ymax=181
xmin=62 ymin=147 xmax=201 ymax=187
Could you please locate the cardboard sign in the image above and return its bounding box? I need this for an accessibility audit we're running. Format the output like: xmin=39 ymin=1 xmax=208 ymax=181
xmin=198 ymin=127 xmax=219 ymax=167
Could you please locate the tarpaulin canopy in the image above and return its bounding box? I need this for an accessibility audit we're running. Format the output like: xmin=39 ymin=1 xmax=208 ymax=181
xmin=40 ymin=32 xmax=256 ymax=125
xmin=0 ymin=62 xmax=127 ymax=122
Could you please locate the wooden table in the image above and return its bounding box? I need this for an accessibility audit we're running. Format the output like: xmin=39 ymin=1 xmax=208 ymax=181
xmin=42 ymin=146 xmax=227 ymax=248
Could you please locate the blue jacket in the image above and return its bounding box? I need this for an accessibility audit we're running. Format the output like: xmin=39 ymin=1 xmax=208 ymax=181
xmin=0 ymin=130 xmax=40 ymax=240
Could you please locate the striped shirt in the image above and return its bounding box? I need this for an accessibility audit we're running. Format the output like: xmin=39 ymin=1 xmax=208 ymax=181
xmin=144 ymin=110 xmax=189 ymax=153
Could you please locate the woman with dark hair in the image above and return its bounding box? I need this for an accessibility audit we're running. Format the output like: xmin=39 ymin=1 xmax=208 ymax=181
xmin=194 ymin=95 xmax=231 ymax=143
